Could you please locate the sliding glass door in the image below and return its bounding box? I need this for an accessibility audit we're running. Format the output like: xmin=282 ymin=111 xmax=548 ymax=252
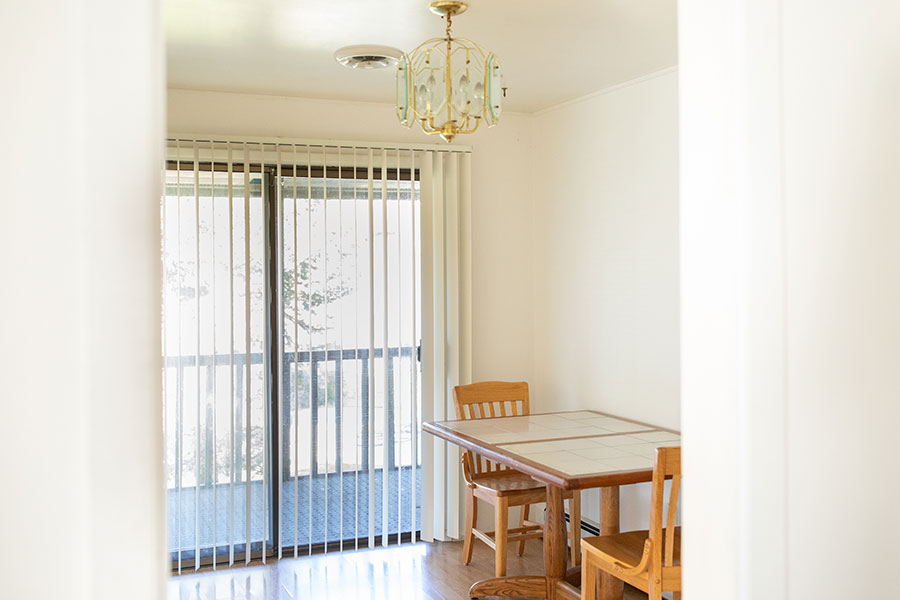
xmin=162 ymin=141 xmax=422 ymax=571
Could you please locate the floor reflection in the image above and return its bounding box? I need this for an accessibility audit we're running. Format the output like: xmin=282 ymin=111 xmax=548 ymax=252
xmin=168 ymin=543 xmax=430 ymax=600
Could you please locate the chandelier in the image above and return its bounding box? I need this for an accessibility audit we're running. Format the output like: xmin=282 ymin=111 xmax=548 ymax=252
xmin=396 ymin=1 xmax=504 ymax=142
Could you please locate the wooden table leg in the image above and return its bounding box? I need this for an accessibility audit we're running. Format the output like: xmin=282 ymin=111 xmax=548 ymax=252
xmin=544 ymin=485 xmax=568 ymax=599
xmin=599 ymin=486 xmax=624 ymax=600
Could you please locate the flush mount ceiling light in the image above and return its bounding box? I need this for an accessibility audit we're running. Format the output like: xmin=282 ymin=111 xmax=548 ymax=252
xmin=396 ymin=0 xmax=504 ymax=142
xmin=334 ymin=45 xmax=403 ymax=70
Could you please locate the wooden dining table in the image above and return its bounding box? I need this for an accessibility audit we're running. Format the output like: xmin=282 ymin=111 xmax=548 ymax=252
xmin=422 ymin=409 xmax=680 ymax=600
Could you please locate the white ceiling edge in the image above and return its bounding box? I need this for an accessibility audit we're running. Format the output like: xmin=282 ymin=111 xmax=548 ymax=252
xmin=168 ymin=64 xmax=678 ymax=119
xmin=167 ymin=131 xmax=474 ymax=152
xmin=532 ymin=65 xmax=678 ymax=118
xmin=166 ymin=85 xmax=533 ymax=119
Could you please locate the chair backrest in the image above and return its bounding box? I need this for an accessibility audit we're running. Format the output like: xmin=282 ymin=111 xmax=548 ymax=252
xmin=453 ymin=381 xmax=530 ymax=420
xmin=453 ymin=381 xmax=530 ymax=478
xmin=648 ymin=446 xmax=681 ymax=568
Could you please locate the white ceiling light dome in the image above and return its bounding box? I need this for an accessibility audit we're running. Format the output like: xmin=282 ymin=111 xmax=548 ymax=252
xmin=334 ymin=45 xmax=403 ymax=70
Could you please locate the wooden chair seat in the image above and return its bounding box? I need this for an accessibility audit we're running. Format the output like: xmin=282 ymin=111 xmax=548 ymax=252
xmin=471 ymin=470 xmax=546 ymax=497
xmin=581 ymin=527 xmax=682 ymax=571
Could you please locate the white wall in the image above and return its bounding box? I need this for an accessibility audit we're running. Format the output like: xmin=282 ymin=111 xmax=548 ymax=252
xmin=531 ymin=69 xmax=680 ymax=425
xmin=1 ymin=1 xmax=166 ymax=599
xmin=680 ymin=0 xmax=900 ymax=598
xmin=167 ymin=89 xmax=536 ymax=386
xmin=530 ymin=70 xmax=680 ymax=529
xmin=783 ymin=1 xmax=900 ymax=596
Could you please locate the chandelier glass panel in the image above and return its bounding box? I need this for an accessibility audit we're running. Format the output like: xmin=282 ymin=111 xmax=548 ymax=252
xmin=396 ymin=1 xmax=503 ymax=142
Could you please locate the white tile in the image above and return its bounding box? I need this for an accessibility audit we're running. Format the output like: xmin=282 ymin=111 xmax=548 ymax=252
xmin=555 ymin=437 xmax=609 ymax=451
xmin=502 ymin=440 xmax=571 ymax=455
xmin=550 ymin=426 xmax=614 ymax=438
xmin=622 ymin=443 xmax=660 ymax=458
xmin=583 ymin=419 xmax=653 ymax=433
xmin=494 ymin=421 xmax=554 ymax=433
xmin=525 ymin=415 xmax=587 ymax=430
xmin=570 ymin=446 xmax=632 ymax=461
xmin=555 ymin=411 xmax=600 ymax=421
xmin=559 ymin=458 xmax=613 ymax=476
xmin=602 ymin=456 xmax=655 ymax=471
xmin=448 ymin=422 xmax=496 ymax=434
xmin=629 ymin=431 xmax=681 ymax=443
xmin=592 ymin=434 xmax=648 ymax=446
xmin=479 ymin=432 xmax=526 ymax=444
xmin=484 ymin=430 xmax=562 ymax=443
xmin=523 ymin=450 xmax=577 ymax=471
xmin=578 ymin=417 xmax=623 ymax=427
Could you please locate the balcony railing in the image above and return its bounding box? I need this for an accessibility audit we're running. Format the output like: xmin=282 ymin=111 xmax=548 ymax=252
xmin=164 ymin=344 xmax=421 ymax=557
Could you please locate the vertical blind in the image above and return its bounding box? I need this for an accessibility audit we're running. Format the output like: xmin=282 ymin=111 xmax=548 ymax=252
xmin=162 ymin=136 xmax=471 ymax=572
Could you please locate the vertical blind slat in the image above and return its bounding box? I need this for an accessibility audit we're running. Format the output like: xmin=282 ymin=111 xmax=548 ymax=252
xmin=227 ymin=145 xmax=236 ymax=567
xmin=160 ymin=153 xmax=169 ymax=572
xmin=444 ymin=153 xmax=460 ymax=540
xmin=193 ymin=141 xmax=201 ymax=570
xmin=322 ymin=145 xmax=329 ymax=554
xmin=337 ymin=147 xmax=345 ymax=552
xmin=262 ymin=144 xmax=272 ymax=564
xmin=243 ymin=142 xmax=252 ymax=564
xmin=292 ymin=147 xmax=300 ymax=559
xmin=380 ymin=149 xmax=389 ymax=549
xmin=353 ymin=146 xmax=361 ymax=551
xmin=417 ymin=151 xmax=434 ymax=543
xmin=229 ymin=145 xmax=237 ymax=566
xmin=175 ymin=139 xmax=183 ymax=573
xmin=431 ymin=152 xmax=447 ymax=540
xmin=367 ymin=150 xmax=376 ymax=549
xmin=261 ymin=143 xmax=269 ymax=565
xmin=275 ymin=146 xmax=284 ymax=561
xmin=211 ymin=140 xmax=218 ymax=570
xmin=409 ymin=148 xmax=418 ymax=542
xmin=306 ymin=145 xmax=314 ymax=556
xmin=395 ymin=147 xmax=403 ymax=545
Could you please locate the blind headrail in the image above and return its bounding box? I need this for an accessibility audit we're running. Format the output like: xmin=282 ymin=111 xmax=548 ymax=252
xmin=167 ymin=133 xmax=472 ymax=154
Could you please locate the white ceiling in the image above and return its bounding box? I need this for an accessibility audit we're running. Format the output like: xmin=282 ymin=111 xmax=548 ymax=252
xmin=166 ymin=0 xmax=677 ymax=114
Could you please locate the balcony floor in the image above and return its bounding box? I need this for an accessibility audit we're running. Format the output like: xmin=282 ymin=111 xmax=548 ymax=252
xmin=168 ymin=467 xmax=421 ymax=560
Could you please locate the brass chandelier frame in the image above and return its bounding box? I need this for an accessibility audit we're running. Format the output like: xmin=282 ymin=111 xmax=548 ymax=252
xmin=398 ymin=1 xmax=500 ymax=142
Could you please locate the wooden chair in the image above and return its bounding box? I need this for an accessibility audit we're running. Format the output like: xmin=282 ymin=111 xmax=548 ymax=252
xmin=454 ymin=381 xmax=582 ymax=577
xmin=580 ymin=446 xmax=681 ymax=600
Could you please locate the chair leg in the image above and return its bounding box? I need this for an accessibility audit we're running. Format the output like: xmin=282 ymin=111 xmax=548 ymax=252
xmin=495 ymin=496 xmax=509 ymax=577
xmin=581 ymin=560 xmax=597 ymax=600
xmin=569 ymin=492 xmax=582 ymax=566
xmin=517 ymin=504 xmax=531 ymax=556
xmin=462 ymin=488 xmax=477 ymax=565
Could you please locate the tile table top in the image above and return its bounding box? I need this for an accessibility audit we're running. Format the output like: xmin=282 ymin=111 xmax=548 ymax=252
xmin=423 ymin=410 xmax=680 ymax=490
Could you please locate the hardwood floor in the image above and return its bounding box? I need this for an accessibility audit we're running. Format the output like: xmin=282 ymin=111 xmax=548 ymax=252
xmin=168 ymin=540 xmax=648 ymax=600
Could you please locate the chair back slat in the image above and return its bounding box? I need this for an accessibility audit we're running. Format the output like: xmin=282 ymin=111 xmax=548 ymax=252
xmin=664 ymin=474 xmax=680 ymax=565
xmin=649 ymin=446 xmax=681 ymax=568
xmin=453 ymin=382 xmax=530 ymax=477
